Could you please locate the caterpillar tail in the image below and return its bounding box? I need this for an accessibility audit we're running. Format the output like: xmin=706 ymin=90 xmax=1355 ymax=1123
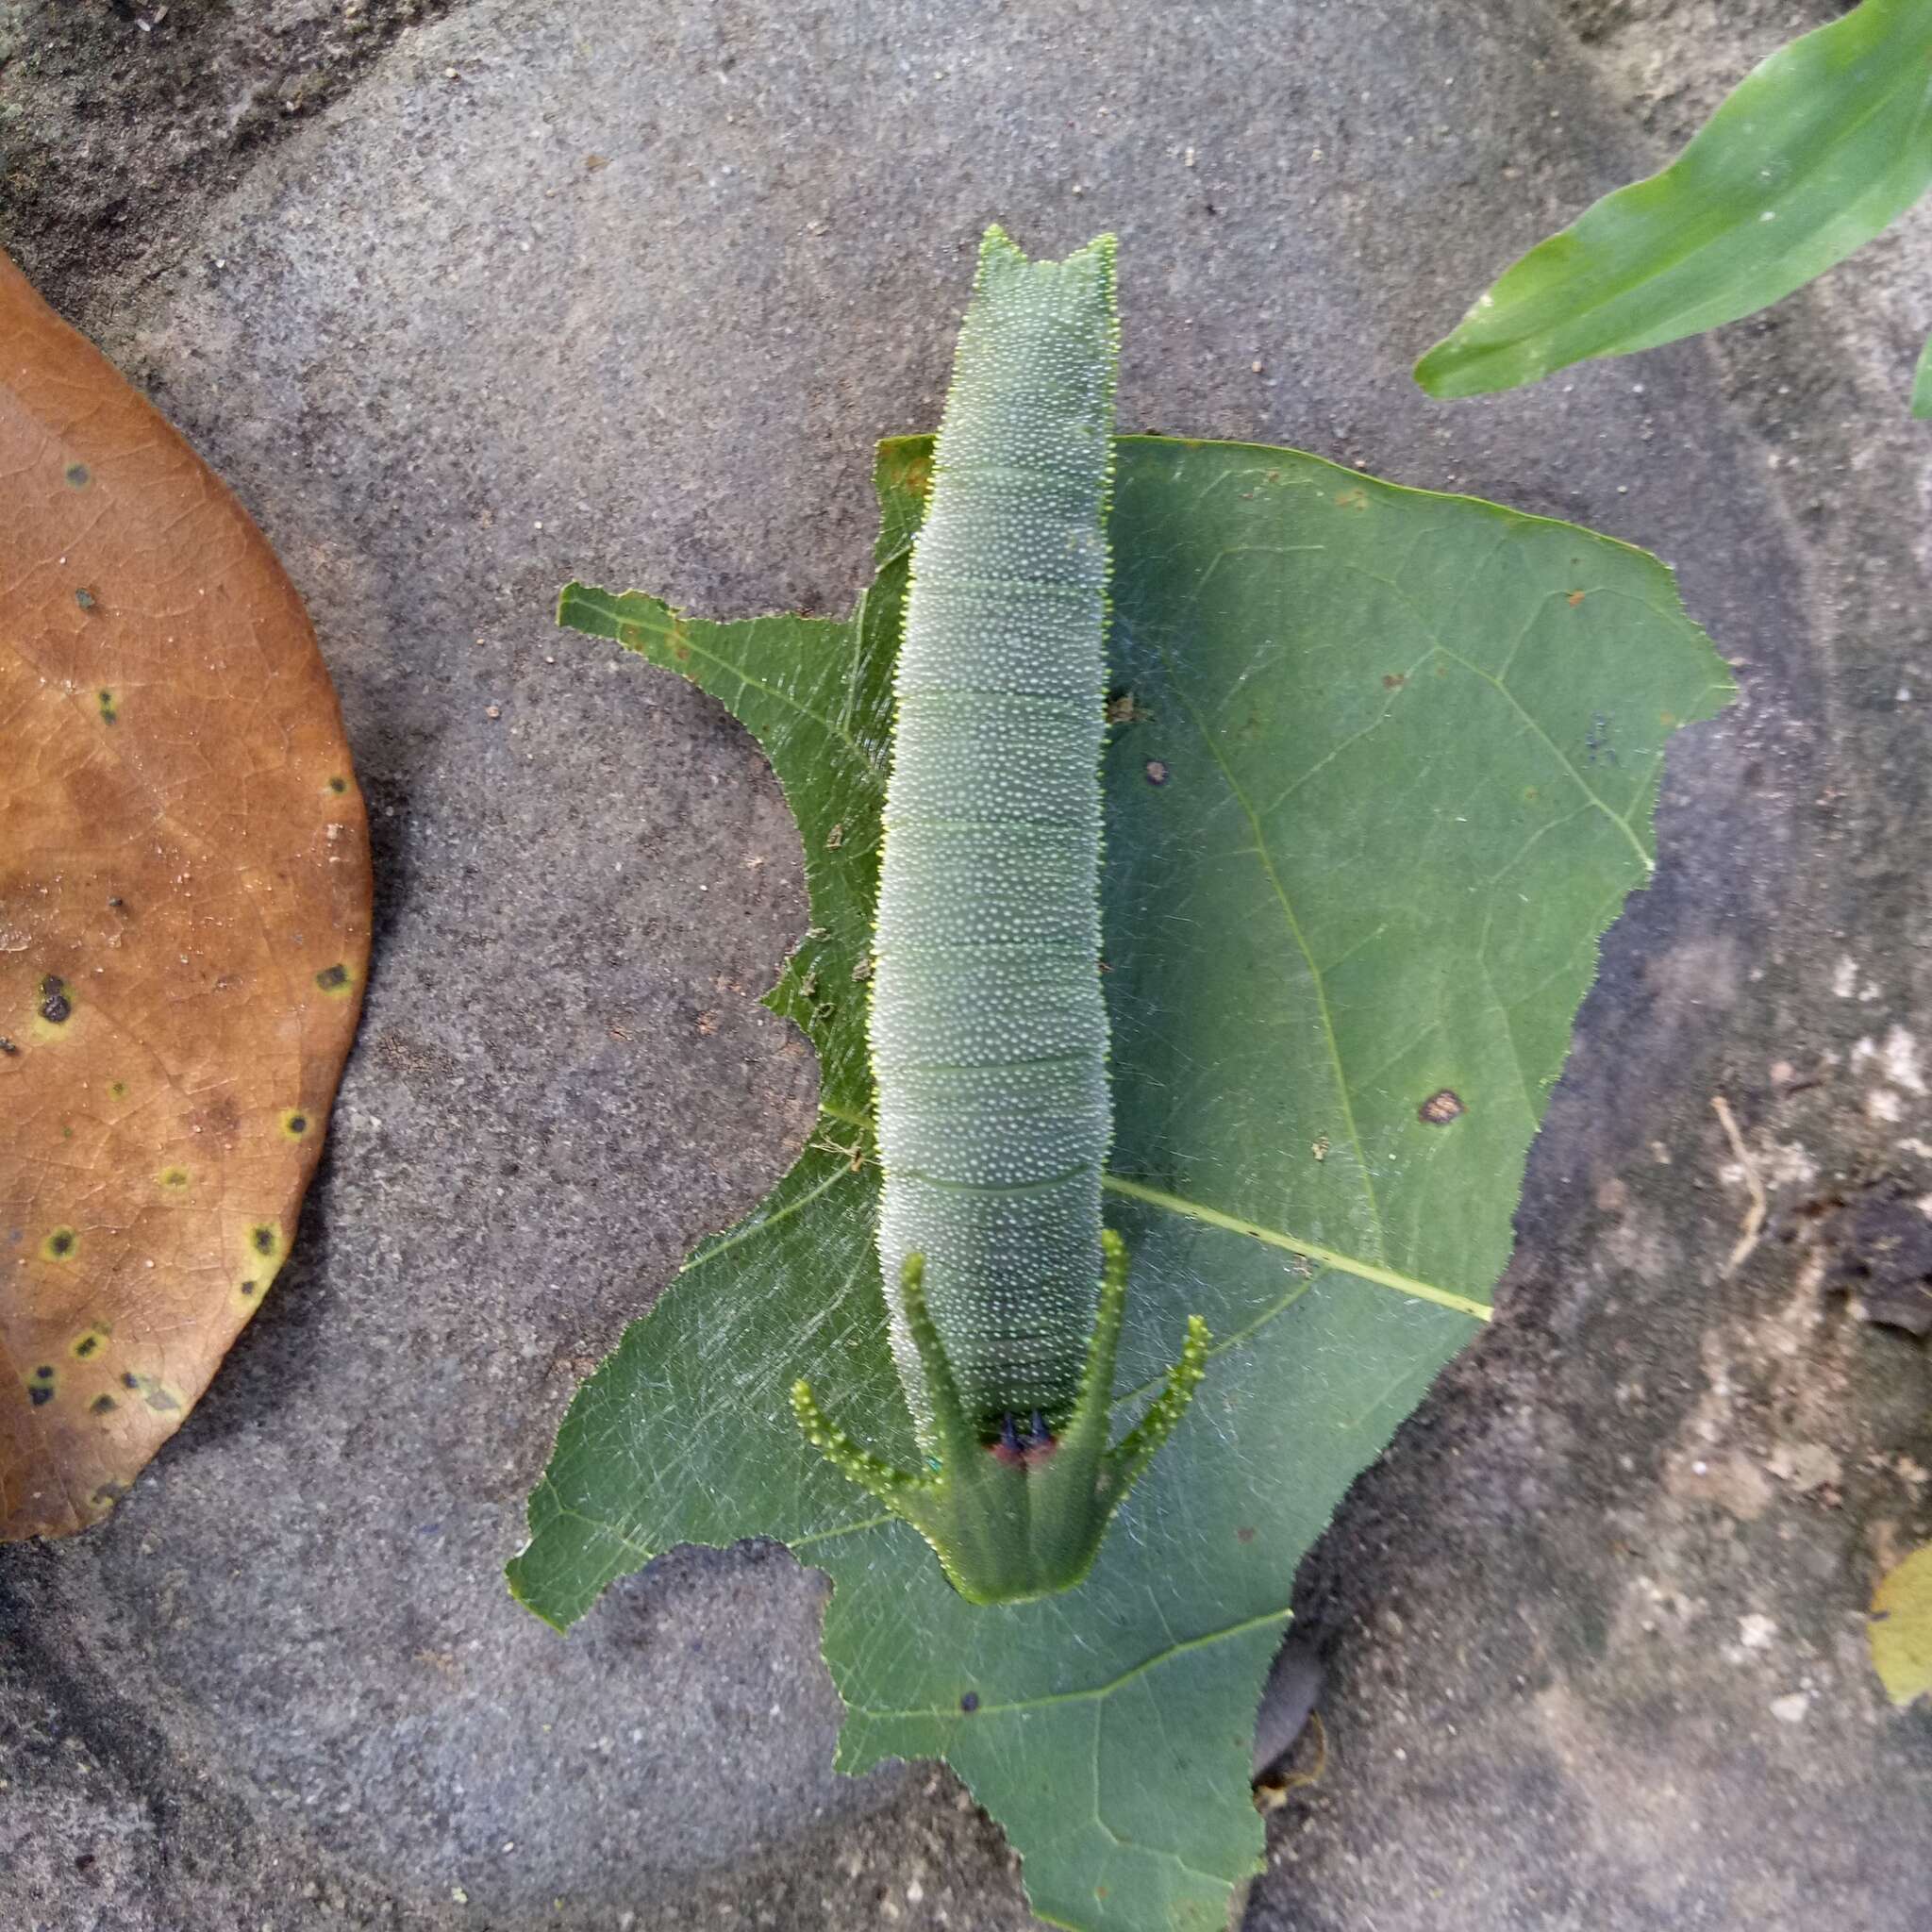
xmin=790 ymin=1234 xmax=1210 ymax=1605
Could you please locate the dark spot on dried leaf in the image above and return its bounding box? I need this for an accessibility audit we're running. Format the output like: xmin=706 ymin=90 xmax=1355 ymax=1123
xmin=315 ymin=962 xmax=354 ymax=994
xmin=42 ymin=1227 xmax=77 ymax=1261
xmin=64 ymin=463 xmax=89 ymax=488
xmin=90 ymin=1394 xmax=116 ymax=1416
xmin=39 ymin=976 xmax=72 ymax=1024
xmin=74 ymin=587 xmax=96 ymax=612
xmin=98 ymin=690 xmax=117 ymax=725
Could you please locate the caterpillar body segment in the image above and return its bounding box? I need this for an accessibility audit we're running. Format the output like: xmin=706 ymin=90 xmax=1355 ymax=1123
xmin=792 ymin=228 xmax=1208 ymax=1605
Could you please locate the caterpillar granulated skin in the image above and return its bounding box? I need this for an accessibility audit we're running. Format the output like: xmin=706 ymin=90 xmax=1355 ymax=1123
xmin=791 ymin=228 xmax=1207 ymax=1606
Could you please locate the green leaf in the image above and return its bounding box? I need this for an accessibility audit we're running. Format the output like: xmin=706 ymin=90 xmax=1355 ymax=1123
xmin=510 ymin=436 xmax=1731 ymax=1932
xmin=1416 ymin=0 xmax=1932 ymax=399
xmin=1871 ymin=1541 xmax=1932 ymax=1707
xmin=1913 ymin=330 xmax=1932 ymax=420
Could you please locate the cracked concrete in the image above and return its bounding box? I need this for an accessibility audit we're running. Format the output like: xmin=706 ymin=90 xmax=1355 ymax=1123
xmin=2 ymin=1 xmax=1927 ymax=1927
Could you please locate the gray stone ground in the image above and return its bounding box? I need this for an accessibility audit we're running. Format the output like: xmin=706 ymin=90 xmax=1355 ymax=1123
xmin=3 ymin=1 xmax=1929 ymax=1927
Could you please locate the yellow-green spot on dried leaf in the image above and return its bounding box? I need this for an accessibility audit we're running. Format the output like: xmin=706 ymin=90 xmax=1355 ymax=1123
xmin=279 ymin=1108 xmax=311 ymax=1141
xmin=69 ymin=1325 xmax=110 ymax=1362
xmin=248 ymin=1224 xmax=282 ymax=1261
xmin=0 ymin=245 xmax=373 ymax=1541
xmin=1870 ymin=1542 xmax=1932 ymax=1707
xmin=314 ymin=962 xmax=355 ymax=996
xmin=122 ymin=1372 xmax=181 ymax=1415
xmin=326 ymin=774 xmax=348 ymax=795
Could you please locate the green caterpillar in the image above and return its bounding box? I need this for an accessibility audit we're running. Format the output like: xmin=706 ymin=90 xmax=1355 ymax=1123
xmin=791 ymin=229 xmax=1209 ymax=1605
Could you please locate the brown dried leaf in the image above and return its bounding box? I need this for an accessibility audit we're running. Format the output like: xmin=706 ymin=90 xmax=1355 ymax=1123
xmin=0 ymin=250 xmax=372 ymax=1539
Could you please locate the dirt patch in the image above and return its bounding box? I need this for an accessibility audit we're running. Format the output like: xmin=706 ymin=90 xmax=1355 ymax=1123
xmin=0 ymin=0 xmax=461 ymax=321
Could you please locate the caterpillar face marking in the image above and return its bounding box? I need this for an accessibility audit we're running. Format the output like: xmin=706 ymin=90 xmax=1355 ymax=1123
xmin=790 ymin=229 xmax=1209 ymax=1606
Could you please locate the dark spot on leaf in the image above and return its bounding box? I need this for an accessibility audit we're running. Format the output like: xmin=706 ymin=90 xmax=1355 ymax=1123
xmin=0 ymin=1037 xmax=15 ymax=1056
xmin=39 ymin=976 xmax=72 ymax=1024
xmin=1382 ymin=674 xmax=1406 ymax=690
xmin=64 ymin=463 xmax=90 ymax=488
xmin=315 ymin=962 xmax=352 ymax=993
xmin=98 ymin=690 xmax=118 ymax=726
xmin=73 ymin=1332 xmax=101 ymax=1360
xmin=90 ymin=1394 xmax=116 ymax=1416
xmin=959 ymin=1691 xmax=979 ymax=1714
xmin=240 ymin=1279 xmax=258 ymax=1298
xmin=75 ymin=587 xmax=97 ymax=611
xmin=1236 ymin=1525 xmax=1256 ymax=1543
xmin=158 ymin=1167 xmax=190 ymax=1191
xmin=251 ymin=1224 xmax=278 ymax=1256
xmin=122 ymin=1373 xmax=140 ymax=1390
xmin=42 ymin=1227 xmax=76 ymax=1260
xmin=29 ymin=1385 xmax=52 ymax=1407
xmin=1144 ymin=759 xmax=1169 ymax=787
xmin=1419 ymin=1089 xmax=1466 ymax=1125
xmin=327 ymin=775 xmax=348 ymax=794
xmin=32 ymin=1366 xmax=54 ymax=1382
xmin=288 ymin=1114 xmax=308 ymax=1134
xmin=108 ymin=1080 xmax=125 ymax=1098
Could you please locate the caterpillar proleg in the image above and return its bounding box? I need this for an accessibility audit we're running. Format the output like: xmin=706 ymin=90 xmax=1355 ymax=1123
xmin=791 ymin=229 xmax=1209 ymax=1605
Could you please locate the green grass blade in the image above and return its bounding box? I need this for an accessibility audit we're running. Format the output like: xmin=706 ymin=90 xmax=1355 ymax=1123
xmin=1914 ymin=329 xmax=1932 ymax=419
xmin=1416 ymin=0 xmax=1932 ymax=399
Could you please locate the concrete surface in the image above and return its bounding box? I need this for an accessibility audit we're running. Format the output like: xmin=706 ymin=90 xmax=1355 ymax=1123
xmin=2 ymin=0 xmax=1928 ymax=1927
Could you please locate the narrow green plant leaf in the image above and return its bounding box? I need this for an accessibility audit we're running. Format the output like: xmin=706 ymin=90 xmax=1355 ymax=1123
xmin=510 ymin=436 xmax=1731 ymax=1932
xmin=1416 ymin=0 xmax=1932 ymax=399
xmin=1913 ymin=330 xmax=1932 ymax=419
